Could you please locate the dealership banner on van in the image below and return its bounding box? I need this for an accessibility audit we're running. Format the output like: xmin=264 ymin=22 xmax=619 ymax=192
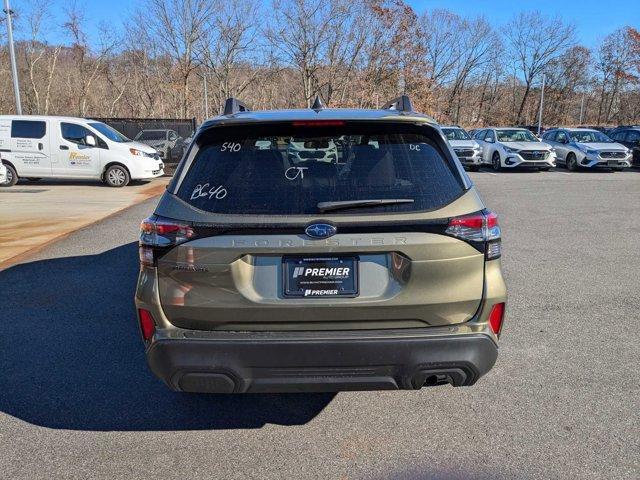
xmin=0 ymin=116 xmax=165 ymax=187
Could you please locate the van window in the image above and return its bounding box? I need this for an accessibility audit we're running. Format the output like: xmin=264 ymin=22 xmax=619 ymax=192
xmin=11 ymin=120 xmax=46 ymax=139
xmin=176 ymin=122 xmax=464 ymax=215
xmin=87 ymin=122 xmax=129 ymax=143
xmin=62 ymin=123 xmax=93 ymax=145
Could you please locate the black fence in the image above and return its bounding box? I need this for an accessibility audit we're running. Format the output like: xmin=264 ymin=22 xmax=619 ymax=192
xmin=91 ymin=117 xmax=198 ymax=165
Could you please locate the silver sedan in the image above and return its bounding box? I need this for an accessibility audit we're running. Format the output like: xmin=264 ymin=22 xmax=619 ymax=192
xmin=542 ymin=128 xmax=631 ymax=171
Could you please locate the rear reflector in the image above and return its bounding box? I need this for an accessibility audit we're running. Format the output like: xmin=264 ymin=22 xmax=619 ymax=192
xmin=138 ymin=309 xmax=156 ymax=340
xmin=488 ymin=303 xmax=505 ymax=336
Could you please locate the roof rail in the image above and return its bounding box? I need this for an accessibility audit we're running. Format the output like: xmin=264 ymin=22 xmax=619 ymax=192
xmin=381 ymin=95 xmax=413 ymax=112
xmin=223 ymin=97 xmax=250 ymax=116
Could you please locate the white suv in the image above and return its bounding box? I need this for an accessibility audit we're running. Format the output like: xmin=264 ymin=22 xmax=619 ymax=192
xmin=441 ymin=126 xmax=482 ymax=171
xmin=474 ymin=128 xmax=556 ymax=171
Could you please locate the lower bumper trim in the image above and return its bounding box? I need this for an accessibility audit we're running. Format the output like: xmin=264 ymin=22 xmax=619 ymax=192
xmin=146 ymin=331 xmax=499 ymax=393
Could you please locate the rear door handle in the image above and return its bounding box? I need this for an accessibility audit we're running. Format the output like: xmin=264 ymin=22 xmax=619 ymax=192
xmin=60 ymin=145 xmax=69 ymax=150
xmin=38 ymin=142 xmax=44 ymax=150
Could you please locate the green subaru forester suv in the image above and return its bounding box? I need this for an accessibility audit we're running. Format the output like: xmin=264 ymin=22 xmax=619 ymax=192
xmin=135 ymin=96 xmax=507 ymax=393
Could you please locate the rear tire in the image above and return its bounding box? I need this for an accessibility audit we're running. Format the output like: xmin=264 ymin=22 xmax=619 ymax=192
xmin=1 ymin=164 xmax=18 ymax=187
xmin=492 ymin=152 xmax=502 ymax=171
xmin=566 ymin=153 xmax=577 ymax=171
xmin=104 ymin=165 xmax=130 ymax=187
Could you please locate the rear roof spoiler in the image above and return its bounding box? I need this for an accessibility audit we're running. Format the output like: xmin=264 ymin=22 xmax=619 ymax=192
xmin=381 ymin=95 xmax=413 ymax=113
xmin=223 ymin=98 xmax=250 ymax=116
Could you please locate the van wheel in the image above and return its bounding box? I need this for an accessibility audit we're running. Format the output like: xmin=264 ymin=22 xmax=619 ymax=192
xmin=104 ymin=165 xmax=130 ymax=187
xmin=492 ymin=152 xmax=502 ymax=171
xmin=1 ymin=164 xmax=18 ymax=187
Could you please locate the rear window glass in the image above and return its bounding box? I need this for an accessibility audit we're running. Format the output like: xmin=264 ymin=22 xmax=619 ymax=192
xmin=176 ymin=122 xmax=464 ymax=215
xmin=11 ymin=120 xmax=46 ymax=139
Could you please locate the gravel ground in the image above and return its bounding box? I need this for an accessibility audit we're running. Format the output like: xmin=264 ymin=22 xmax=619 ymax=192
xmin=0 ymin=168 xmax=638 ymax=479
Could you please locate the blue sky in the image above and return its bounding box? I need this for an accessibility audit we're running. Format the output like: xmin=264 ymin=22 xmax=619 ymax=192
xmin=8 ymin=0 xmax=640 ymax=48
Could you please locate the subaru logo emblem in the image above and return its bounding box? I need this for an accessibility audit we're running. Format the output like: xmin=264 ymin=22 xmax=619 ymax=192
xmin=305 ymin=223 xmax=337 ymax=239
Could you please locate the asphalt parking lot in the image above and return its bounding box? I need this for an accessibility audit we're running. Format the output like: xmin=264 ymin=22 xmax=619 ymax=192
xmin=0 ymin=168 xmax=638 ymax=479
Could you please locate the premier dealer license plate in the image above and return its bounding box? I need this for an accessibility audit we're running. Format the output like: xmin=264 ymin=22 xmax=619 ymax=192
xmin=283 ymin=256 xmax=359 ymax=298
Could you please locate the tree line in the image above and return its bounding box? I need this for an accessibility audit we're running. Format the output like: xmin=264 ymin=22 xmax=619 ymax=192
xmin=1 ymin=0 xmax=639 ymax=128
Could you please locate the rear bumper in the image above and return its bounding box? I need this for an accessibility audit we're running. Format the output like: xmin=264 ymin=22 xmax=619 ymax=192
xmin=145 ymin=328 xmax=499 ymax=393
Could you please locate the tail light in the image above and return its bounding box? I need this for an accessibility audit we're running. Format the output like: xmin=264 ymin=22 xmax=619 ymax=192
xmin=488 ymin=302 xmax=505 ymax=336
xmin=445 ymin=210 xmax=501 ymax=259
xmin=139 ymin=216 xmax=196 ymax=266
xmin=138 ymin=308 xmax=156 ymax=340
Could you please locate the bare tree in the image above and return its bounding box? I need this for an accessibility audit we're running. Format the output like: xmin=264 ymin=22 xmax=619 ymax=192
xmin=138 ymin=0 xmax=217 ymax=117
xmin=198 ymin=0 xmax=263 ymax=112
xmin=21 ymin=0 xmax=61 ymax=114
xmin=266 ymin=0 xmax=354 ymax=107
xmin=505 ymin=11 xmax=575 ymax=124
xmin=595 ymin=28 xmax=638 ymax=124
xmin=63 ymin=6 xmax=116 ymax=116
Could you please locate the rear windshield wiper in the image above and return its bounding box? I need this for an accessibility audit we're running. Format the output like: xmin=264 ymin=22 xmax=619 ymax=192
xmin=317 ymin=199 xmax=415 ymax=212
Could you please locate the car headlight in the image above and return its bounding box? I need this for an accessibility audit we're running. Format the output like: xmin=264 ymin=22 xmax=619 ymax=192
xmin=586 ymin=149 xmax=598 ymax=155
xmin=129 ymin=148 xmax=155 ymax=158
xmin=504 ymin=146 xmax=519 ymax=154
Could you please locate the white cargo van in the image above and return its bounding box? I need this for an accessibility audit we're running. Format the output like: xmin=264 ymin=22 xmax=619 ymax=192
xmin=0 ymin=116 xmax=165 ymax=187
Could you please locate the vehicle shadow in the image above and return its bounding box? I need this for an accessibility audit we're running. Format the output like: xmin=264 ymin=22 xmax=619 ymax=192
xmin=15 ymin=179 xmax=153 ymax=187
xmin=0 ymin=243 xmax=335 ymax=431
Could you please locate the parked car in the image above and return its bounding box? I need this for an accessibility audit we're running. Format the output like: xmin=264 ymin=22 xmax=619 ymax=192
xmin=473 ymin=127 xmax=556 ymax=171
xmin=0 ymin=116 xmax=164 ymax=187
xmin=134 ymin=129 xmax=185 ymax=163
xmin=441 ymin=125 xmax=482 ymax=171
xmin=135 ymin=95 xmax=507 ymax=394
xmin=607 ymin=126 xmax=640 ymax=167
xmin=542 ymin=128 xmax=631 ymax=171
xmin=287 ymin=138 xmax=338 ymax=164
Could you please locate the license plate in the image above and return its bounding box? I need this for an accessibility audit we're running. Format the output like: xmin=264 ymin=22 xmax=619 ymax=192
xmin=283 ymin=256 xmax=359 ymax=298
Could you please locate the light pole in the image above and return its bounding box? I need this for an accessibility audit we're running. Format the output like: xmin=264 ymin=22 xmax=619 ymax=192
xmin=4 ymin=0 xmax=22 ymax=114
xmin=537 ymin=73 xmax=546 ymax=136
xmin=579 ymin=93 xmax=585 ymax=125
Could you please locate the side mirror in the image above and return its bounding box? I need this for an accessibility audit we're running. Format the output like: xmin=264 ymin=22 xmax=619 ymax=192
xmin=85 ymin=135 xmax=96 ymax=147
xmin=486 ymin=138 xmax=494 ymax=143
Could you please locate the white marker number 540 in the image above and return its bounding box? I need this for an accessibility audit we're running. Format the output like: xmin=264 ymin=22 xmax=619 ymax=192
xmin=220 ymin=142 xmax=241 ymax=152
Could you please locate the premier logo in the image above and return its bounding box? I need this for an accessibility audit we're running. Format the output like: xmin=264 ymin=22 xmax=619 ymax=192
xmin=304 ymin=289 xmax=339 ymax=296
xmin=293 ymin=267 xmax=350 ymax=278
